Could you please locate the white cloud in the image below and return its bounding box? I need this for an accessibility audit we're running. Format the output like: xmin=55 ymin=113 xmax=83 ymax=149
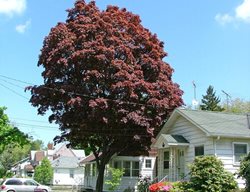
xmin=215 ymin=0 xmax=250 ymax=25
xmin=0 ymin=0 xmax=26 ymax=16
xmin=15 ymin=19 xmax=30 ymax=33
xmin=236 ymin=0 xmax=250 ymax=22
xmin=215 ymin=13 xmax=234 ymax=25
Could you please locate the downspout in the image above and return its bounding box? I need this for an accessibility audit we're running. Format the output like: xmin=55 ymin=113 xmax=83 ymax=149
xmin=247 ymin=114 xmax=250 ymax=129
xmin=214 ymin=136 xmax=220 ymax=156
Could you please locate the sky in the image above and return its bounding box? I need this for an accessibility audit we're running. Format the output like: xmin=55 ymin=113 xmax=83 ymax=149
xmin=0 ymin=0 xmax=250 ymax=145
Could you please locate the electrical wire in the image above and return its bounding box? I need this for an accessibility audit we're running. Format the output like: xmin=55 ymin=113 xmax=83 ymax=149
xmin=1 ymin=74 xmax=249 ymax=137
xmin=0 ymin=74 xmax=155 ymax=107
xmin=0 ymin=82 xmax=29 ymax=100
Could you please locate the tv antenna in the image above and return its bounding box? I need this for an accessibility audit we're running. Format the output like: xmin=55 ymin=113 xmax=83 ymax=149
xmin=192 ymin=81 xmax=199 ymax=108
xmin=222 ymin=90 xmax=231 ymax=110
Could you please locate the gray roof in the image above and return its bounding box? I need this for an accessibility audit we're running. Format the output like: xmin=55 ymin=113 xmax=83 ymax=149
xmin=51 ymin=156 xmax=80 ymax=168
xmin=161 ymin=134 xmax=189 ymax=144
xmin=176 ymin=109 xmax=250 ymax=138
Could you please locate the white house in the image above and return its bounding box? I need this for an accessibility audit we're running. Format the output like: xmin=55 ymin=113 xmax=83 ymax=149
xmin=30 ymin=143 xmax=85 ymax=186
xmin=51 ymin=156 xmax=84 ymax=186
xmin=81 ymin=151 xmax=157 ymax=191
xmin=152 ymin=108 xmax=250 ymax=188
xmin=11 ymin=157 xmax=33 ymax=177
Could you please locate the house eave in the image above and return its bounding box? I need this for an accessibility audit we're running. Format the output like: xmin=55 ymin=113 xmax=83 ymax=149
xmin=168 ymin=143 xmax=190 ymax=146
xmin=209 ymin=133 xmax=250 ymax=139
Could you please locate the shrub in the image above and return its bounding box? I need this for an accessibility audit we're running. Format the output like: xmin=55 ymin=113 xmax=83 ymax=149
xmin=137 ymin=175 xmax=152 ymax=192
xmin=105 ymin=167 xmax=124 ymax=192
xmin=34 ymin=158 xmax=53 ymax=185
xmin=238 ymin=152 xmax=250 ymax=192
xmin=188 ymin=155 xmax=238 ymax=192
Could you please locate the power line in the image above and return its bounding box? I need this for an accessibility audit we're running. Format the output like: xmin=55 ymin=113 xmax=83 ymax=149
xmin=0 ymin=78 xmax=25 ymax=89
xmin=0 ymin=82 xmax=29 ymax=100
xmin=0 ymin=74 xmax=170 ymax=108
xmin=10 ymin=117 xmax=50 ymax=124
xmin=0 ymin=74 xmax=34 ymax=85
xmin=11 ymin=122 xmax=58 ymax=129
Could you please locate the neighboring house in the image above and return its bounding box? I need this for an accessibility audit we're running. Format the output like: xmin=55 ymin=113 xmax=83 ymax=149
xmin=29 ymin=143 xmax=85 ymax=186
xmin=11 ymin=157 xmax=33 ymax=177
xmin=152 ymin=108 xmax=250 ymax=188
xmin=81 ymin=151 xmax=157 ymax=192
xmin=51 ymin=156 xmax=84 ymax=186
xmin=30 ymin=150 xmax=46 ymax=167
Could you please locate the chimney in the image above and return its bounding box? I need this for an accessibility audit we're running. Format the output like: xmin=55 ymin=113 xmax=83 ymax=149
xmin=47 ymin=143 xmax=54 ymax=150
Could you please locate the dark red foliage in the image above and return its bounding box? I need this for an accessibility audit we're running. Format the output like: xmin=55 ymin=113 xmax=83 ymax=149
xmin=29 ymin=1 xmax=183 ymax=191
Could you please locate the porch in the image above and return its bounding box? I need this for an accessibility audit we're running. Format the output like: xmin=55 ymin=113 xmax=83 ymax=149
xmin=153 ymin=134 xmax=190 ymax=182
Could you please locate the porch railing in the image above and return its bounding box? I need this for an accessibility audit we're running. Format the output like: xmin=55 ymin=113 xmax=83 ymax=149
xmin=159 ymin=175 xmax=168 ymax=183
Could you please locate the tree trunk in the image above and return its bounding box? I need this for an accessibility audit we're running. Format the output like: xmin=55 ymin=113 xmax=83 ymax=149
xmin=95 ymin=162 xmax=106 ymax=192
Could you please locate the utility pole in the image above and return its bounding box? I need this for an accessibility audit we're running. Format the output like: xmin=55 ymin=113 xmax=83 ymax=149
xmin=222 ymin=90 xmax=231 ymax=111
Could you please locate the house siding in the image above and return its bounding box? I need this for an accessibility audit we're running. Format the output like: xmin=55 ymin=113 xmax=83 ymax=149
xmin=159 ymin=117 xmax=211 ymax=178
xmin=83 ymin=156 xmax=156 ymax=192
xmin=215 ymin=138 xmax=250 ymax=188
xmin=154 ymin=109 xmax=250 ymax=189
xmin=53 ymin=167 xmax=84 ymax=185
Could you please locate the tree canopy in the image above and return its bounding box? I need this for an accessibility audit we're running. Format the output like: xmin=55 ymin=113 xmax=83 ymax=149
xmin=223 ymin=98 xmax=250 ymax=113
xmin=200 ymin=85 xmax=224 ymax=111
xmin=0 ymin=139 xmax=44 ymax=177
xmin=28 ymin=1 xmax=183 ymax=191
xmin=34 ymin=158 xmax=53 ymax=185
xmin=0 ymin=107 xmax=29 ymax=154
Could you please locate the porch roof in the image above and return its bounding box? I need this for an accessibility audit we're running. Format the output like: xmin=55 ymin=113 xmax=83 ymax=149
xmin=153 ymin=134 xmax=189 ymax=148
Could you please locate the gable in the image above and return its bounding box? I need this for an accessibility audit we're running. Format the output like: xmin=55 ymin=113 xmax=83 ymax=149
xmin=160 ymin=114 xmax=207 ymax=139
xmin=158 ymin=108 xmax=250 ymax=139
xmin=54 ymin=144 xmax=76 ymax=157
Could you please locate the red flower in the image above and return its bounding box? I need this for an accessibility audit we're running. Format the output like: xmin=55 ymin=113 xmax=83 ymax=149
xmin=149 ymin=182 xmax=165 ymax=192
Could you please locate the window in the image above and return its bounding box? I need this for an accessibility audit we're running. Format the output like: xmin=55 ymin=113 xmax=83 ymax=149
xmin=5 ymin=179 xmax=22 ymax=185
xmin=113 ymin=160 xmax=140 ymax=177
xmin=70 ymin=169 xmax=74 ymax=178
xmin=114 ymin=161 xmax=122 ymax=169
xmin=145 ymin=159 xmax=152 ymax=168
xmin=234 ymin=143 xmax=248 ymax=164
xmin=164 ymin=151 xmax=170 ymax=169
xmin=195 ymin=146 xmax=204 ymax=156
xmin=132 ymin=161 xmax=139 ymax=177
xmin=85 ymin=164 xmax=91 ymax=176
xmin=92 ymin=163 xmax=96 ymax=176
xmin=123 ymin=161 xmax=131 ymax=177
xmin=24 ymin=180 xmax=38 ymax=186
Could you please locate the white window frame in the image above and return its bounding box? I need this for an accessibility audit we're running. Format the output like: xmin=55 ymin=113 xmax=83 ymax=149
xmin=113 ymin=160 xmax=140 ymax=178
xmin=69 ymin=169 xmax=74 ymax=178
xmin=194 ymin=145 xmax=204 ymax=157
xmin=145 ymin=159 xmax=152 ymax=169
xmin=163 ymin=150 xmax=170 ymax=169
xmin=233 ymin=142 xmax=248 ymax=165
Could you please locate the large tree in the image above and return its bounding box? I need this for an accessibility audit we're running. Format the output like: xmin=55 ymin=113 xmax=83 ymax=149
xmin=0 ymin=107 xmax=29 ymax=154
xmin=200 ymin=85 xmax=224 ymax=111
xmin=28 ymin=1 xmax=183 ymax=191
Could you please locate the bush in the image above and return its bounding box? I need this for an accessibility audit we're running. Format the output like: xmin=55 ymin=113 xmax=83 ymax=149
xmin=105 ymin=167 xmax=124 ymax=192
xmin=34 ymin=158 xmax=53 ymax=185
xmin=238 ymin=152 xmax=250 ymax=192
xmin=137 ymin=175 xmax=152 ymax=192
xmin=188 ymin=155 xmax=238 ymax=192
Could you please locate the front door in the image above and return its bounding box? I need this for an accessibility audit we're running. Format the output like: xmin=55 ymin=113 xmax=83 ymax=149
xmin=177 ymin=149 xmax=185 ymax=180
xmin=163 ymin=150 xmax=170 ymax=180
